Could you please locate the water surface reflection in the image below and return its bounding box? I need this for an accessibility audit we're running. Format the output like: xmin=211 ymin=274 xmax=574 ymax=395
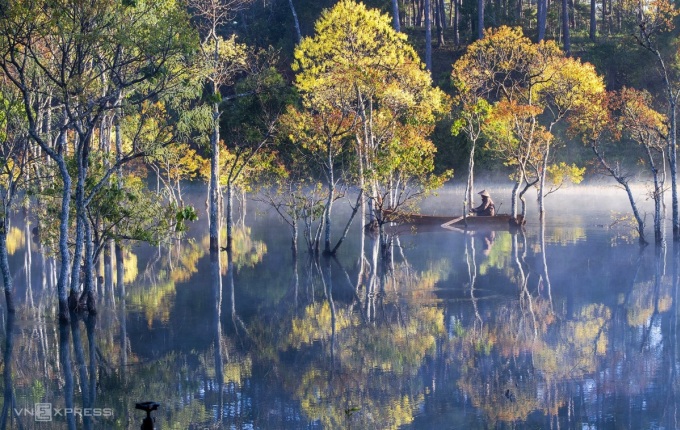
xmin=1 ymin=193 xmax=679 ymax=429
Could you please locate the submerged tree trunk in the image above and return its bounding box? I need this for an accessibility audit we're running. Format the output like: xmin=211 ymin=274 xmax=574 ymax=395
xmin=57 ymin=158 xmax=73 ymax=323
xmin=226 ymin=182 xmax=234 ymax=252
xmin=538 ymin=141 xmax=550 ymax=220
xmin=669 ymin=98 xmax=678 ymax=240
xmin=644 ymin=146 xmax=664 ymax=244
xmin=0 ymin=218 xmax=15 ymax=312
xmin=210 ymin=97 xmax=221 ymax=256
xmin=591 ymin=143 xmax=647 ymax=245
xmin=70 ymin=314 xmax=92 ymax=430
xmin=324 ymin=139 xmax=335 ymax=255
xmin=211 ymin=232 xmax=224 ymax=423
xmin=465 ymin=141 xmax=476 ymax=212
xmin=83 ymin=216 xmax=97 ymax=314
xmin=0 ymin=312 xmax=15 ymax=427
xmin=115 ymin=243 xmax=127 ymax=379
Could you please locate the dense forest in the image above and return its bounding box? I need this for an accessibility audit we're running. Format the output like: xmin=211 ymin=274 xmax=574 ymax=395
xmin=0 ymin=0 xmax=678 ymax=321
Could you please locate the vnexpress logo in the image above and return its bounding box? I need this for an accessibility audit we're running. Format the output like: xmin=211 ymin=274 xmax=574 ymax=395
xmin=34 ymin=403 xmax=52 ymax=422
xmin=14 ymin=403 xmax=114 ymax=421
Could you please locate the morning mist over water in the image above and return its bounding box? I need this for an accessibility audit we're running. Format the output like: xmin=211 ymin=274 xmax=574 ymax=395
xmin=0 ymin=182 xmax=675 ymax=429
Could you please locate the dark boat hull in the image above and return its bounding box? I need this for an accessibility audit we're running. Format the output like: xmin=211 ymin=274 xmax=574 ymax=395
xmin=383 ymin=211 xmax=522 ymax=232
xmin=441 ymin=214 xmax=518 ymax=231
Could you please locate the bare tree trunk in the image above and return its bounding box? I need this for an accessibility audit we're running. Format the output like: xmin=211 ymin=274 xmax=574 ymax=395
xmin=538 ymin=0 xmax=546 ymax=41
xmin=210 ymin=95 xmax=221 ymax=255
xmin=454 ymin=0 xmax=460 ymax=45
xmin=538 ymin=141 xmax=550 ymax=219
xmin=562 ymin=0 xmax=571 ymax=54
xmin=465 ymin=141 xmax=476 ymax=213
xmin=83 ymin=215 xmax=97 ymax=314
xmin=0 ymin=217 xmax=14 ymax=312
xmin=435 ymin=0 xmax=445 ymax=46
xmin=324 ymin=138 xmax=335 ymax=254
xmin=57 ymin=157 xmax=73 ymax=323
xmin=477 ymin=0 xmax=484 ymax=39
xmin=226 ymin=182 xmax=234 ymax=252
xmin=589 ymin=0 xmax=596 ymax=40
xmin=591 ymin=143 xmax=647 ymax=245
xmin=425 ymin=0 xmax=432 ymax=70
xmin=392 ymin=0 xmax=401 ymax=31
xmin=288 ymin=0 xmax=303 ymax=43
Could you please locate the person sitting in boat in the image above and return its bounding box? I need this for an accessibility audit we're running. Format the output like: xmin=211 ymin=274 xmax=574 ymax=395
xmin=470 ymin=190 xmax=495 ymax=216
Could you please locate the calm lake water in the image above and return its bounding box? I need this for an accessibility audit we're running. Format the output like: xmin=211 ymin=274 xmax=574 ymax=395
xmin=2 ymin=184 xmax=678 ymax=429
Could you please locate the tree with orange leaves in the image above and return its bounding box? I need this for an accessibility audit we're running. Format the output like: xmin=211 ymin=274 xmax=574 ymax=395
xmin=633 ymin=0 xmax=680 ymax=240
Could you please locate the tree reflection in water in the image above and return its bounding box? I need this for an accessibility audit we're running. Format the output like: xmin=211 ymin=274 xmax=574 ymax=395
xmin=5 ymin=203 xmax=680 ymax=428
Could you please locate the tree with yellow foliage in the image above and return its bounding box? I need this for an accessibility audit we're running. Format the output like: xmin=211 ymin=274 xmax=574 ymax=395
xmin=290 ymin=0 xmax=450 ymax=254
xmin=451 ymin=26 xmax=604 ymax=221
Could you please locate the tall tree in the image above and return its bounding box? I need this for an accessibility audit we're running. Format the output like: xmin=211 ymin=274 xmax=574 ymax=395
xmin=190 ymin=0 xmax=250 ymax=255
xmin=290 ymin=0 xmax=449 ymax=254
xmin=633 ymin=0 xmax=680 ymax=240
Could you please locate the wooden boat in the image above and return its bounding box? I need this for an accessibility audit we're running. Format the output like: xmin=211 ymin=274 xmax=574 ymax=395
xmin=382 ymin=210 xmax=523 ymax=232
xmin=440 ymin=214 xmax=520 ymax=231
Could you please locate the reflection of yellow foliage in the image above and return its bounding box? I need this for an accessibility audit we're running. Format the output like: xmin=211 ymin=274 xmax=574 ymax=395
xmin=117 ymin=251 xmax=138 ymax=284
xmin=200 ymin=226 xmax=267 ymax=273
xmin=127 ymin=242 xmax=205 ymax=327
xmin=128 ymin=279 xmax=175 ymax=327
xmin=223 ymin=356 xmax=252 ymax=386
xmin=288 ymin=302 xmax=353 ymax=348
xmin=231 ymin=227 xmax=267 ymax=270
xmin=479 ymin=232 xmax=512 ymax=275
xmin=461 ymin=381 xmax=539 ymax=425
xmin=628 ymin=278 xmax=673 ymax=326
xmin=171 ymin=242 xmax=203 ymax=282
xmin=534 ymin=303 xmax=610 ymax=383
xmin=545 ymin=226 xmax=587 ymax=244
xmin=347 ymin=306 xmax=444 ymax=373
xmin=387 ymin=259 xmax=450 ymax=301
xmin=6 ymin=227 xmax=24 ymax=255
xmin=296 ymin=368 xmax=421 ymax=430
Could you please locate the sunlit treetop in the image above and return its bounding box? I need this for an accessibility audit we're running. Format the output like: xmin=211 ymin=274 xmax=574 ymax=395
xmin=292 ymin=0 xmax=428 ymax=103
